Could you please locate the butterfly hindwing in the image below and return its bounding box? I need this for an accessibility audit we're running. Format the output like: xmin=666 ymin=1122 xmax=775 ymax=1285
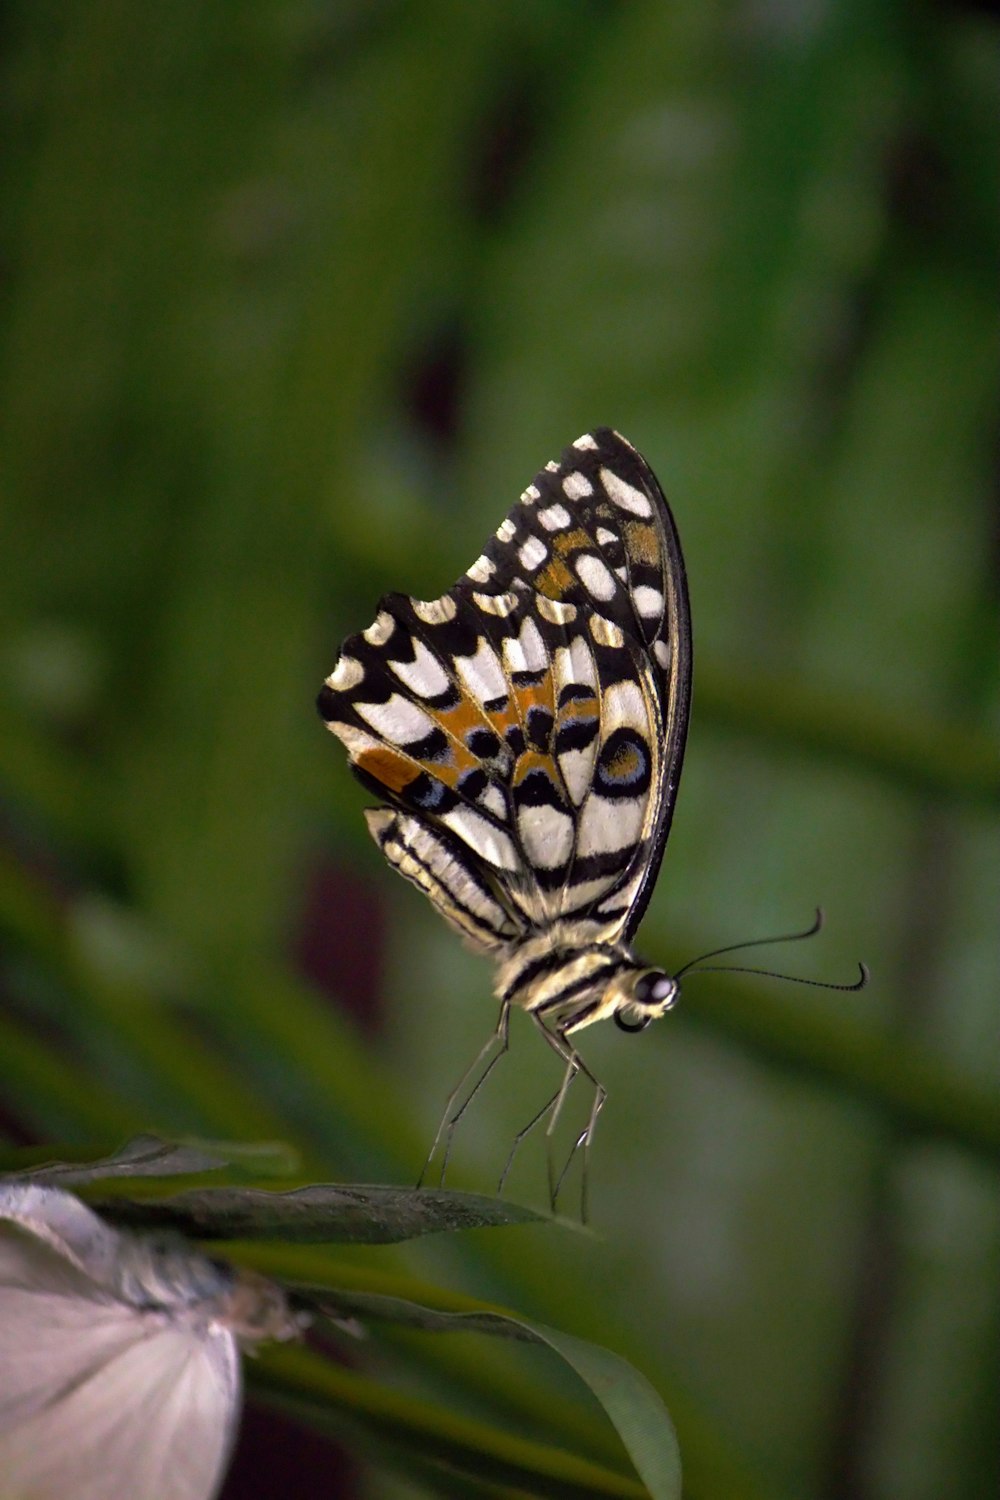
xmin=318 ymin=428 xmax=691 ymax=950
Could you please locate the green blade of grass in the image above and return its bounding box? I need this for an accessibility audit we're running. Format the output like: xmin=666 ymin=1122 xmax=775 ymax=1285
xmin=251 ymin=1340 xmax=651 ymax=1500
xmin=219 ymin=1242 xmax=680 ymax=1498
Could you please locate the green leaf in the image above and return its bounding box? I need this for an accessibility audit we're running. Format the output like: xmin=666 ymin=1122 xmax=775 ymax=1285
xmin=530 ymin=1324 xmax=681 ymax=1500
xmin=0 ymin=1133 xmax=299 ymax=1183
xmin=217 ymin=1244 xmax=681 ymax=1498
xmin=252 ymin=1341 xmax=652 ymax=1500
xmin=94 ymin=1181 xmax=548 ymax=1243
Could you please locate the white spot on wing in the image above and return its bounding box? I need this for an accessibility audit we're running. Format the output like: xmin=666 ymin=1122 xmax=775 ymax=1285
xmin=560 ymin=870 xmax=620 ymax=912
xmin=536 ymin=595 xmax=577 ymax=625
xmin=553 ymin=637 xmax=599 ymax=804
xmin=603 ymin=678 xmax=649 ymax=733
xmin=474 ymin=591 xmax=517 ymax=617
xmin=515 ymin=618 xmax=548 ymax=672
xmin=596 ymin=527 xmax=617 ymax=547
xmin=327 ymin=655 xmax=364 ymax=691
xmin=455 ymin=638 xmax=508 ymax=704
xmin=518 ymin=804 xmax=574 ymax=870
xmin=573 ymin=433 xmax=598 ymax=450
xmin=518 ymin=536 xmax=548 ymax=571
xmin=595 ymin=867 xmax=642 ymax=916
xmin=326 ymin=722 xmax=383 ymax=757
xmin=573 ymin=635 xmax=598 ymax=683
xmin=502 ymin=631 xmax=530 ymax=677
xmin=577 ymin=790 xmax=645 ymax=857
xmin=496 ymin=518 xmax=517 ymax=542
xmin=560 ymin=874 xmax=619 ymax=911
xmin=442 ymin=807 xmax=519 ymax=870
xmin=466 ymin=554 xmax=495 ymax=583
xmin=390 ymin=639 xmax=451 ymax=698
xmin=575 ymin=552 xmax=617 ymax=600
xmin=412 ymin=595 xmax=457 ymax=624
xmin=562 ymin=471 xmax=593 ymax=500
xmin=363 ymin=611 xmax=394 ymax=646
xmin=555 ymin=636 xmax=597 ymax=689
xmin=521 ymin=484 xmax=540 ymax=502
xmin=633 ymin=585 xmax=663 ymax=617
xmin=356 ymin=694 xmax=437 ymax=744
xmin=480 ymin=782 xmax=507 ymax=819
xmin=653 ymin=639 xmax=672 ymax=669
xmin=558 ymin=746 xmax=594 ymax=806
xmin=589 ymin=614 xmax=625 ymax=648
xmin=600 ymin=467 xmax=652 ymax=517
xmin=538 ymin=503 xmax=571 ymax=531
xmin=544 ymin=461 xmax=559 ymax=473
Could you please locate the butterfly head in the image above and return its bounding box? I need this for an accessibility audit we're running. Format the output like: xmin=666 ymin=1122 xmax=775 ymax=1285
xmin=612 ymin=967 xmax=679 ymax=1033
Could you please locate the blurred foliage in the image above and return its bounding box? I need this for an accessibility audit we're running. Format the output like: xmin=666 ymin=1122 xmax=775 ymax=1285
xmin=1 ymin=2 xmax=998 ymax=1498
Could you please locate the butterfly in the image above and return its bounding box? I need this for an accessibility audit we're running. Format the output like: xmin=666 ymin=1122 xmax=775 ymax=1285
xmin=0 ymin=1182 xmax=298 ymax=1500
xmin=318 ymin=429 xmax=692 ymax=1211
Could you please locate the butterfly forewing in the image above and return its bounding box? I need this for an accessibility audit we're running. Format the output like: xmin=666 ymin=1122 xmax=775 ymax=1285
xmin=318 ymin=428 xmax=690 ymax=953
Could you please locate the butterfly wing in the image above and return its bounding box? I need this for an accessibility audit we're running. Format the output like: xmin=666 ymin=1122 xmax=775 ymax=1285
xmin=0 ymin=1187 xmax=239 ymax=1500
xmin=319 ymin=428 xmax=691 ymax=946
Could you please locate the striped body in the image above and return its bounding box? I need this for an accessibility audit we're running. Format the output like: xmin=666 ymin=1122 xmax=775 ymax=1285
xmin=319 ymin=429 xmax=691 ymax=1101
xmin=495 ymin=925 xmax=661 ymax=1033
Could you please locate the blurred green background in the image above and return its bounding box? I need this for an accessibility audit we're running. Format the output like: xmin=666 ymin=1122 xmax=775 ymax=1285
xmin=1 ymin=3 xmax=998 ymax=1498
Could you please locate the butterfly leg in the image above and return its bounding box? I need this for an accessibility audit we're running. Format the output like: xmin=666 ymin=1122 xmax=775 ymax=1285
xmin=418 ymin=1000 xmax=511 ymax=1189
xmin=550 ymin=1061 xmax=607 ymax=1222
xmin=497 ymin=1013 xmax=579 ymax=1202
xmin=497 ymin=1079 xmax=563 ymax=1195
xmin=529 ymin=1018 xmax=605 ymax=1220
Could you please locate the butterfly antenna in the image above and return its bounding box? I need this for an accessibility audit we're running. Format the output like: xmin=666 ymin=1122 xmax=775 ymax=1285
xmin=675 ymin=907 xmax=825 ymax=980
xmin=689 ymin=961 xmax=870 ymax=992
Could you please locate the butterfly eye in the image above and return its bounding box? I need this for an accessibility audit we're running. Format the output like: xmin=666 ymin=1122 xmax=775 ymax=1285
xmin=633 ymin=971 xmax=677 ymax=1009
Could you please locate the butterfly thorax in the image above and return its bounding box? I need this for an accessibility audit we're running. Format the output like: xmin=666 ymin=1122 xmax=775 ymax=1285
xmin=495 ymin=924 xmax=678 ymax=1036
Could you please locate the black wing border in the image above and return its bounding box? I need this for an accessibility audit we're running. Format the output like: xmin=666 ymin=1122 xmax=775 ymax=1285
xmin=598 ymin=430 xmax=693 ymax=941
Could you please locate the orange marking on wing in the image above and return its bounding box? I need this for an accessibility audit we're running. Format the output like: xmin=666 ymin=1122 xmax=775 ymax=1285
xmin=557 ymin=693 xmax=599 ymax=732
xmin=357 ymin=738 xmax=476 ymax=793
xmin=512 ymin=749 xmax=558 ymax=788
xmin=537 ymin=528 xmax=595 ymax=599
xmin=553 ymin=528 xmax=593 ymax=556
xmin=625 ymin=521 xmax=660 ymax=565
xmin=484 ymin=700 xmax=521 ymax=737
xmin=537 ymin=557 xmax=573 ymax=597
xmin=356 ymin=747 xmax=417 ymax=794
xmin=606 ymin=741 xmax=643 ymax=781
xmin=423 ymin=738 xmax=479 ymax=786
xmin=513 ymin=676 xmax=554 ymax=723
xmin=435 ymin=697 xmax=488 ymax=743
